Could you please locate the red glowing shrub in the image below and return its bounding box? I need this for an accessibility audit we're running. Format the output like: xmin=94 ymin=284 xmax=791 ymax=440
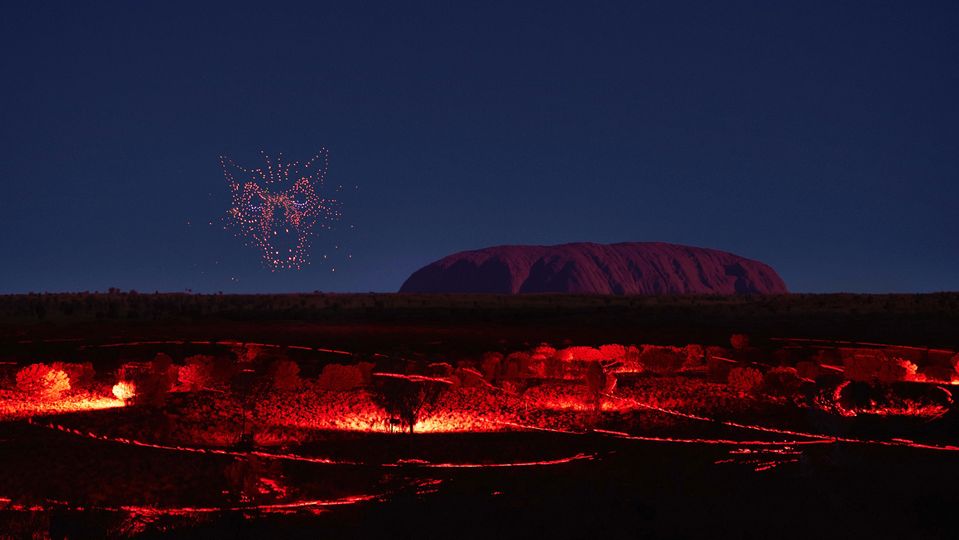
xmin=729 ymin=333 xmax=750 ymax=350
xmin=112 ymin=380 xmax=136 ymax=401
xmin=682 ymin=344 xmax=706 ymax=370
xmin=232 ymin=343 xmax=267 ymax=364
xmin=177 ymin=356 xmax=215 ymax=391
xmin=727 ymin=367 xmax=763 ymax=394
xmin=843 ymin=353 xmax=918 ymax=383
xmin=15 ymin=363 xmax=71 ymax=400
xmin=269 ymin=359 xmax=301 ymax=390
xmin=762 ymin=367 xmax=804 ymax=397
xmin=531 ymin=344 xmax=557 ymax=361
xmin=480 ymin=352 xmax=503 ymax=383
xmin=555 ymin=346 xmax=604 ymax=362
xmin=534 ymin=344 xmax=558 ymax=356
xmin=51 ymin=362 xmax=96 ymax=392
xmin=598 ymin=344 xmax=627 ymax=360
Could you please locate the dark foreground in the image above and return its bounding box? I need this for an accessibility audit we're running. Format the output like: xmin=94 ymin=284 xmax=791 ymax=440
xmin=1 ymin=293 xmax=958 ymax=538
xmin=2 ymin=420 xmax=957 ymax=540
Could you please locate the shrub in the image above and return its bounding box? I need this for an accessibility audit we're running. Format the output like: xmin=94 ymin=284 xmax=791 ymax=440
xmin=729 ymin=334 xmax=750 ymax=350
xmin=555 ymin=346 xmax=604 ymax=362
xmin=727 ymin=367 xmax=763 ymax=394
xmin=112 ymin=380 xmax=136 ymax=401
xmin=598 ymin=344 xmax=627 ymax=360
xmin=683 ymin=344 xmax=706 ymax=369
xmin=480 ymin=352 xmax=503 ymax=382
xmin=843 ymin=353 xmax=918 ymax=383
xmin=16 ymin=363 xmax=71 ymax=400
xmin=270 ymin=359 xmax=301 ymax=390
xmin=178 ymin=356 xmax=215 ymax=391
xmin=51 ymin=362 xmax=95 ymax=392
xmin=131 ymin=353 xmax=178 ymax=406
xmin=762 ymin=367 xmax=803 ymax=396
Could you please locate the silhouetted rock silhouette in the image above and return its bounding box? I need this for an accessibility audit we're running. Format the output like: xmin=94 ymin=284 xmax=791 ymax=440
xmin=399 ymin=242 xmax=787 ymax=295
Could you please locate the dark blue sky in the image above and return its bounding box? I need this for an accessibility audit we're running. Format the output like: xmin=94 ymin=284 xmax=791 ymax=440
xmin=2 ymin=1 xmax=957 ymax=293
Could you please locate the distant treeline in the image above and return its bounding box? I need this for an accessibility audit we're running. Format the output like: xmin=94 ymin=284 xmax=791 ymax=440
xmin=1 ymin=292 xmax=958 ymax=349
xmin=1 ymin=291 xmax=958 ymax=319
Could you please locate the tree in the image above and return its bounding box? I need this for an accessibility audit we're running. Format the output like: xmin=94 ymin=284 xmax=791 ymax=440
xmin=584 ymin=361 xmax=606 ymax=418
xmin=369 ymin=373 xmax=450 ymax=434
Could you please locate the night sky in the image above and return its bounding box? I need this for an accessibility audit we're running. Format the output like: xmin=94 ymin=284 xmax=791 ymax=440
xmin=2 ymin=2 xmax=957 ymax=294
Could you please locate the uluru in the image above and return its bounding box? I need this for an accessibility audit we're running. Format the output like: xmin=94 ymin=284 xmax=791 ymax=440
xmin=399 ymin=242 xmax=788 ymax=295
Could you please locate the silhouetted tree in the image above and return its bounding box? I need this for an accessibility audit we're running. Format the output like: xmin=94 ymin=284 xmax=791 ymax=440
xmin=369 ymin=374 xmax=449 ymax=434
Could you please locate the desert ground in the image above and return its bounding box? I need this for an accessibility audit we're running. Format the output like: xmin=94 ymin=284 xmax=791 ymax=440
xmin=1 ymin=293 xmax=959 ymax=538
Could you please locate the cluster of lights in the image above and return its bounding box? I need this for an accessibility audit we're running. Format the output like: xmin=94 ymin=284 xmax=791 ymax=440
xmin=220 ymin=150 xmax=342 ymax=270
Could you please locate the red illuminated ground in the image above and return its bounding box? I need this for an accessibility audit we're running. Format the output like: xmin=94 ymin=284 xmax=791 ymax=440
xmin=2 ymin=333 xmax=959 ymax=537
xmin=2 ymin=293 xmax=959 ymax=538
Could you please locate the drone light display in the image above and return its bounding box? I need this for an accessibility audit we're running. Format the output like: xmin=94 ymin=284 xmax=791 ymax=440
xmin=220 ymin=149 xmax=341 ymax=270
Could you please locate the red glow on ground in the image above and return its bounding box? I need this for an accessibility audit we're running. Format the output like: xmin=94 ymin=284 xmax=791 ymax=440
xmin=0 ymin=393 xmax=125 ymax=420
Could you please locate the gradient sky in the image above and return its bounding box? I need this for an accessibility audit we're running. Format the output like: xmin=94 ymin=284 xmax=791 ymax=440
xmin=2 ymin=1 xmax=957 ymax=294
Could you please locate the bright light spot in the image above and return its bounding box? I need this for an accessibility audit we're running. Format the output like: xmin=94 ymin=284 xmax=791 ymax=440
xmin=112 ymin=381 xmax=136 ymax=401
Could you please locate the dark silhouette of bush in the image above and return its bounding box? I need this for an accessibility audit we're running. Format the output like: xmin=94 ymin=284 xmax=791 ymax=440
xmin=584 ymin=361 xmax=606 ymax=416
xmin=133 ymin=353 xmax=178 ymax=407
xmin=369 ymin=373 xmax=449 ymax=434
